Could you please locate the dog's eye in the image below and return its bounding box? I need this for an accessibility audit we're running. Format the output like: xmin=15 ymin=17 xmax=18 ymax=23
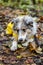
xmin=17 ymin=30 xmax=19 ymax=32
xmin=22 ymin=29 xmax=26 ymax=32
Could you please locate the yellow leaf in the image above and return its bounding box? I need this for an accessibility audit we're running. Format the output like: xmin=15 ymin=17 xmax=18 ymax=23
xmin=18 ymin=44 xmax=23 ymax=48
xmin=17 ymin=55 xmax=22 ymax=59
xmin=5 ymin=22 xmax=14 ymax=35
xmin=13 ymin=32 xmax=18 ymax=40
xmin=7 ymin=22 xmax=14 ymax=29
xmin=36 ymin=47 xmax=42 ymax=54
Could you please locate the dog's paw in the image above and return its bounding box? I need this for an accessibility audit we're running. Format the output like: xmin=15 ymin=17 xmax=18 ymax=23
xmin=10 ymin=46 xmax=17 ymax=51
xmin=22 ymin=42 xmax=28 ymax=47
xmin=10 ymin=40 xmax=17 ymax=51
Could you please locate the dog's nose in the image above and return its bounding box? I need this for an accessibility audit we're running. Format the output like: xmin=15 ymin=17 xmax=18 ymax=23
xmin=19 ymin=38 xmax=23 ymax=42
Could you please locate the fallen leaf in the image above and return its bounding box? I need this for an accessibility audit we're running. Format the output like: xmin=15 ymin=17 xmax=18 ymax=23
xmin=17 ymin=55 xmax=22 ymax=59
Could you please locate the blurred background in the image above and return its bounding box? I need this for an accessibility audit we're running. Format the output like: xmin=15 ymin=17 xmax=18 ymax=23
xmin=0 ymin=0 xmax=43 ymax=10
xmin=0 ymin=0 xmax=43 ymax=16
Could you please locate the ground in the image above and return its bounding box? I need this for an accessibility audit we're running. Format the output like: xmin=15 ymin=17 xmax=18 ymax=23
xmin=0 ymin=6 xmax=43 ymax=65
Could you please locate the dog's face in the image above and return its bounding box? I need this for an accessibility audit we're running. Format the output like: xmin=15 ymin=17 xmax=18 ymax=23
xmin=13 ymin=16 xmax=27 ymax=43
xmin=13 ymin=16 xmax=37 ymax=44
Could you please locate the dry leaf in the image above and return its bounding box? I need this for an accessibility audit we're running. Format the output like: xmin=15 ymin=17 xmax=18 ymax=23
xmin=17 ymin=55 xmax=22 ymax=59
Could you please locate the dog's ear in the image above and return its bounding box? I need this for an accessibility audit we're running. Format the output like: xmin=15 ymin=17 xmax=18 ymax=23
xmin=11 ymin=18 xmax=19 ymax=30
xmin=23 ymin=16 xmax=34 ymax=26
xmin=12 ymin=18 xmax=19 ymax=24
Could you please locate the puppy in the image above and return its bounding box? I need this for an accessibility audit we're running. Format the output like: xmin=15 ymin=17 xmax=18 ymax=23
xmin=10 ymin=15 xmax=38 ymax=51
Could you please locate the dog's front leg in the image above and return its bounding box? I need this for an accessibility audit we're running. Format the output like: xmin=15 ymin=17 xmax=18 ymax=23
xmin=22 ymin=39 xmax=34 ymax=47
xmin=10 ymin=40 xmax=17 ymax=51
